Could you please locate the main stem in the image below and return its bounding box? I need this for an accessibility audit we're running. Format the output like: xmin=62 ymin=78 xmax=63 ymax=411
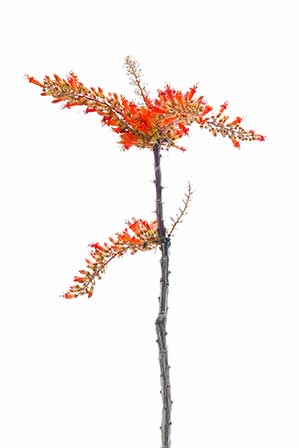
xmin=153 ymin=143 xmax=172 ymax=448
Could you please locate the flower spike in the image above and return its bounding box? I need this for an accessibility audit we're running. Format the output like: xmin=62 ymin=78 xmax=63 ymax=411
xmin=63 ymin=219 xmax=159 ymax=299
xmin=26 ymin=59 xmax=265 ymax=152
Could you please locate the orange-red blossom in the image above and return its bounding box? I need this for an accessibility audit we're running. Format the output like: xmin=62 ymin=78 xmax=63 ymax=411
xmin=64 ymin=219 xmax=159 ymax=299
xmin=26 ymin=72 xmax=265 ymax=151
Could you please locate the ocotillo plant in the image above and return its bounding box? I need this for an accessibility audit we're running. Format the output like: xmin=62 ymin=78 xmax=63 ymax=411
xmin=26 ymin=57 xmax=265 ymax=448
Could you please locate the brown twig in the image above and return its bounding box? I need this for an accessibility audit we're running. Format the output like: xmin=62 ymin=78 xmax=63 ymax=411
xmin=168 ymin=182 xmax=193 ymax=237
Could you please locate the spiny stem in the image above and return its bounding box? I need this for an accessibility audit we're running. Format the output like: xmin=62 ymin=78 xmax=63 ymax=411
xmin=153 ymin=143 xmax=172 ymax=448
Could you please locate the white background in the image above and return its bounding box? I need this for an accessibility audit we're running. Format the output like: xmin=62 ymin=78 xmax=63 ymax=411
xmin=1 ymin=1 xmax=298 ymax=447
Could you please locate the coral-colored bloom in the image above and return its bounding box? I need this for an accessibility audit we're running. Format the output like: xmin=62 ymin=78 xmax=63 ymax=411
xmin=164 ymin=85 xmax=175 ymax=101
xmin=64 ymin=292 xmax=75 ymax=299
xmin=197 ymin=116 xmax=207 ymax=125
xmin=88 ymin=289 xmax=94 ymax=298
xmin=232 ymin=138 xmax=240 ymax=148
xmin=52 ymin=98 xmax=65 ymax=104
xmin=120 ymin=132 xmax=141 ymax=150
xmin=160 ymin=116 xmax=177 ymax=126
xmin=26 ymin=76 xmax=44 ymax=87
xmin=73 ymin=276 xmax=86 ymax=283
xmin=184 ymin=84 xmax=198 ymax=101
xmin=229 ymin=116 xmax=242 ymax=126
xmin=256 ymin=134 xmax=265 ymax=141
xmin=178 ymin=122 xmax=189 ymax=135
xmin=151 ymin=105 xmax=168 ymax=114
xmin=67 ymin=72 xmax=78 ymax=89
xmin=54 ymin=74 xmax=62 ymax=82
xmin=85 ymin=107 xmax=97 ymax=113
xmin=202 ymin=105 xmax=213 ymax=115
xmin=129 ymin=220 xmax=141 ymax=234
xmin=63 ymin=102 xmax=81 ymax=109
xmin=219 ymin=101 xmax=228 ymax=114
xmin=90 ymin=243 xmax=107 ymax=251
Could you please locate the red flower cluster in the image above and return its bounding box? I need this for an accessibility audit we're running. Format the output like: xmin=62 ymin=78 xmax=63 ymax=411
xmin=63 ymin=219 xmax=159 ymax=299
xmin=26 ymin=68 xmax=265 ymax=151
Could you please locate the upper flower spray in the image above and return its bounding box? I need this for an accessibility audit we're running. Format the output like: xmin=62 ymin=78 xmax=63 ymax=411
xmin=26 ymin=56 xmax=265 ymax=151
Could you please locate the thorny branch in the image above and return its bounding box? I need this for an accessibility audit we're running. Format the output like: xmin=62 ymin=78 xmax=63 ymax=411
xmin=168 ymin=182 xmax=193 ymax=237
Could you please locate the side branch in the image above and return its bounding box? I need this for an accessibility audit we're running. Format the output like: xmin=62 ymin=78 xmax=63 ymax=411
xmin=168 ymin=182 xmax=193 ymax=237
